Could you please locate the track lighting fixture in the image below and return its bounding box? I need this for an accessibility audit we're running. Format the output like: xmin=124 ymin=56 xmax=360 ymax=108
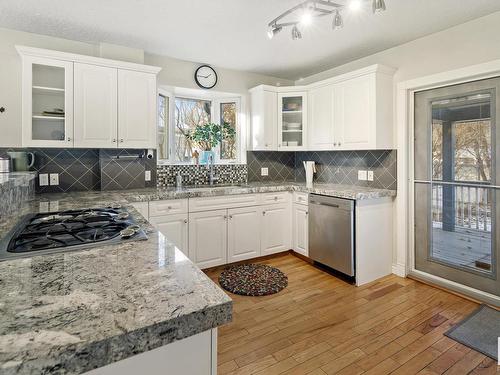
xmin=267 ymin=0 xmax=387 ymax=41
xmin=332 ymin=10 xmax=343 ymax=30
xmin=267 ymin=24 xmax=282 ymax=39
xmin=291 ymin=25 xmax=302 ymax=40
xmin=372 ymin=0 xmax=386 ymax=13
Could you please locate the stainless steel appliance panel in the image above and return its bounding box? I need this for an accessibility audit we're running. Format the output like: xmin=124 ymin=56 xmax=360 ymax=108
xmin=309 ymin=194 xmax=355 ymax=276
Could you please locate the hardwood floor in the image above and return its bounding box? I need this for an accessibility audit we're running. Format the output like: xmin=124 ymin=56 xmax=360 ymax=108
xmin=204 ymin=253 xmax=499 ymax=375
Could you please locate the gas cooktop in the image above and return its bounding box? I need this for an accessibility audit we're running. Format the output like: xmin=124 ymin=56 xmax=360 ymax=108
xmin=0 ymin=206 xmax=147 ymax=261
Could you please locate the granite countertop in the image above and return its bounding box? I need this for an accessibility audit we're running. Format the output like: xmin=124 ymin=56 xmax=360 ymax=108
xmin=0 ymin=196 xmax=232 ymax=375
xmin=34 ymin=181 xmax=395 ymax=204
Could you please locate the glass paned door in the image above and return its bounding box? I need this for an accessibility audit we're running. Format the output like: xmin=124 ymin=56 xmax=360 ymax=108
xmin=278 ymin=92 xmax=307 ymax=150
xmin=413 ymin=78 xmax=500 ymax=298
xmin=23 ymin=56 xmax=73 ymax=147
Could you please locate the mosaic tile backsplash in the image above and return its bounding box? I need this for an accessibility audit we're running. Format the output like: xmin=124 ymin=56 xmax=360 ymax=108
xmin=247 ymin=150 xmax=397 ymax=190
xmin=156 ymin=164 xmax=247 ymax=187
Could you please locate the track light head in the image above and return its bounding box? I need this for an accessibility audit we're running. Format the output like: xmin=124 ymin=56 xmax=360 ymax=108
xmin=372 ymin=0 xmax=386 ymax=13
xmin=332 ymin=10 xmax=343 ymax=30
xmin=291 ymin=25 xmax=302 ymax=40
xmin=267 ymin=24 xmax=282 ymax=39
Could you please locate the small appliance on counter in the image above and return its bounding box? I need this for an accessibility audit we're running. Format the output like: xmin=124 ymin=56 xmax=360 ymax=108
xmin=7 ymin=151 xmax=35 ymax=171
xmin=0 ymin=154 xmax=10 ymax=173
xmin=303 ymin=161 xmax=316 ymax=188
xmin=0 ymin=206 xmax=147 ymax=261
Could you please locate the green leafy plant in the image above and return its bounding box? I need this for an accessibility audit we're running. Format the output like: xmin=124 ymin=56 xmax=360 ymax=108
xmin=187 ymin=122 xmax=236 ymax=151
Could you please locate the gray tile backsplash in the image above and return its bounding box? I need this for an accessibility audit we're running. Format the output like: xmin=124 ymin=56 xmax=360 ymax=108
xmin=0 ymin=148 xmax=157 ymax=193
xmin=247 ymin=150 xmax=397 ymax=190
xmin=246 ymin=151 xmax=295 ymax=182
xmin=0 ymin=147 xmax=396 ymax=193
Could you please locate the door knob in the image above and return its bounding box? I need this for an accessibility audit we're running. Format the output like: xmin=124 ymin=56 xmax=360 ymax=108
xmin=120 ymin=139 xmax=124 ymax=143
xmin=112 ymin=139 xmax=116 ymax=143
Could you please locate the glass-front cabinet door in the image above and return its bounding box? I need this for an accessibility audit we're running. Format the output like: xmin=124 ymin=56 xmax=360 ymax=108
xmin=277 ymin=92 xmax=307 ymax=151
xmin=413 ymin=77 xmax=500 ymax=302
xmin=22 ymin=56 xmax=73 ymax=147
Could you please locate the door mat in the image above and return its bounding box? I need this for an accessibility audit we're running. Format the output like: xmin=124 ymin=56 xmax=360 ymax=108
xmin=444 ymin=304 xmax=500 ymax=360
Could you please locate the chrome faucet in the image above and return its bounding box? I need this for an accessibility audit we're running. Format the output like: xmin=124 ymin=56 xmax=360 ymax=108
xmin=206 ymin=154 xmax=219 ymax=185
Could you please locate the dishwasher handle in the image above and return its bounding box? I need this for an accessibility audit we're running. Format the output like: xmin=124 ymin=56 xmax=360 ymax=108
xmin=309 ymin=200 xmax=340 ymax=208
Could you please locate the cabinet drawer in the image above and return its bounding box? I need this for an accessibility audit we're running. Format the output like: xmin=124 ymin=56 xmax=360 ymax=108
xmin=293 ymin=192 xmax=308 ymax=205
xmin=259 ymin=192 xmax=291 ymax=205
xmin=149 ymin=199 xmax=188 ymax=217
xmin=189 ymin=194 xmax=259 ymax=212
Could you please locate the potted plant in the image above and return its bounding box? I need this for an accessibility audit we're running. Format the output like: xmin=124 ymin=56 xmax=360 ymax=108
xmin=187 ymin=122 xmax=236 ymax=164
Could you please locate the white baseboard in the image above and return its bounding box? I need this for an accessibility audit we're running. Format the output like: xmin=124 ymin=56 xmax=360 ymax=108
xmin=392 ymin=263 xmax=406 ymax=277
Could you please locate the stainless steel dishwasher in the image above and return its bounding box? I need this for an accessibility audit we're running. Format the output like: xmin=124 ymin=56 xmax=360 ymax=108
xmin=309 ymin=194 xmax=355 ymax=276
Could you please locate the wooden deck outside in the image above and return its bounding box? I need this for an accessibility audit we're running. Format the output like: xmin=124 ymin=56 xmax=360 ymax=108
xmin=432 ymin=226 xmax=492 ymax=272
xmin=205 ymin=253 xmax=498 ymax=375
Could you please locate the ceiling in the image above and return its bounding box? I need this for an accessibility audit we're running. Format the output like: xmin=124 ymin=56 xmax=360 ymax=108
xmin=1 ymin=0 xmax=500 ymax=80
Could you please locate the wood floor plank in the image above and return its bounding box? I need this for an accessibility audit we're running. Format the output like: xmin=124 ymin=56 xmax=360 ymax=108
xmin=205 ymin=254 xmax=487 ymax=375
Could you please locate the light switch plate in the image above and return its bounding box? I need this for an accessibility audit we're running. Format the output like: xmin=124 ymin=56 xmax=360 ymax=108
xmin=358 ymin=170 xmax=367 ymax=181
xmin=39 ymin=173 xmax=49 ymax=186
xmin=367 ymin=170 xmax=374 ymax=181
xmin=145 ymin=170 xmax=151 ymax=181
xmin=49 ymin=173 xmax=59 ymax=186
xmin=261 ymin=167 xmax=269 ymax=176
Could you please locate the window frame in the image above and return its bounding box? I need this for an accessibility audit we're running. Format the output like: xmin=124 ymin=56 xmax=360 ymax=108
xmin=157 ymin=89 xmax=242 ymax=165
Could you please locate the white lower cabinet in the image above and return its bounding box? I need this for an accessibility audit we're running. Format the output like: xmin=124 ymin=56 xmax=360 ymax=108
xmin=189 ymin=210 xmax=228 ymax=269
xmin=261 ymin=203 xmax=291 ymax=256
xmin=149 ymin=214 xmax=189 ymax=256
xmin=227 ymin=206 xmax=261 ymax=263
xmin=293 ymin=204 xmax=309 ymax=257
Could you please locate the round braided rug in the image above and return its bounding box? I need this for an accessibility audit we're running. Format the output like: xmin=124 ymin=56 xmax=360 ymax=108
xmin=219 ymin=263 xmax=288 ymax=296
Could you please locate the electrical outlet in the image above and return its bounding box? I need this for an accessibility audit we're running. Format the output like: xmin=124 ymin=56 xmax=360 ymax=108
xmin=145 ymin=170 xmax=151 ymax=182
xmin=367 ymin=170 xmax=374 ymax=181
xmin=49 ymin=173 xmax=59 ymax=186
xmin=358 ymin=170 xmax=367 ymax=181
xmin=39 ymin=173 xmax=49 ymax=186
xmin=261 ymin=167 xmax=269 ymax=176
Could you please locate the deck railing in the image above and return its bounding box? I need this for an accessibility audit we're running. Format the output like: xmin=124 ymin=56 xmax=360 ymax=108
xmin=431 ymin=184 xmax=492 ymax=232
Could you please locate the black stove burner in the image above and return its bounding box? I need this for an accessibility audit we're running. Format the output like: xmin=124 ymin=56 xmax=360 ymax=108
xmin=5 ymin=207 xmax=145 ymax=255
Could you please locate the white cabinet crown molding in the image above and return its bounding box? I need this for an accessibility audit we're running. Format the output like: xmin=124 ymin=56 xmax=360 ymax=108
xmin=16 ymin=45 xmax=161 ymax=74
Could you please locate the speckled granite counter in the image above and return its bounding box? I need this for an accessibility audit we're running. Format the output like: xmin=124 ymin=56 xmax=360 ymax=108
xmin=0 ymin=172 xmax=36 ymax=218
xmin=0 ymin=196 xmax=232 ymax=375
xmin=32 ymin=182 xmax=395 ymax=204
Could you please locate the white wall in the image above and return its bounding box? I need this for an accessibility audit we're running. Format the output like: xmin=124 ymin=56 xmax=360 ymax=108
xmin=297 ymin=11 xmax=500 ymax=86
xmin=0 ymin=27 xmax=292 ymax=148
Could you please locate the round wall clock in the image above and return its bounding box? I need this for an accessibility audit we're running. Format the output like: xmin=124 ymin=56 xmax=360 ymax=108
xmin=194 ymin=65 xmax=218 ymax=89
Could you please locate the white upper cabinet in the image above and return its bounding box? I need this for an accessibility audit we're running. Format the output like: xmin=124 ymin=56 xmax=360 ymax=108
xmin=74 ymin=63 xmax=118 ymax=148
xmin=118 ymin=70 xmax=157 ymax=148
xmin=21 ymin=56 xmax=74 ymax=147
xmin=249 ymin=65 xmax=395 ymax=152
xmin=249 ymin=87 xmax=277 ymax=150
xmin=17 ymin=46 xmax=161 ymax=149
xmin=332 ymin=71 xmax=393 ymax=150
xmin=308 ymin=84 xmax=335 ymax=150
xmin=278 ymin=92 xmax=307 ymax=151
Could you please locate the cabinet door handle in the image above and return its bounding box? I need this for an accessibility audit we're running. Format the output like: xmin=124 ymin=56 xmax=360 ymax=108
xmin=67 ymin=137 xmax=71 ymax=142
xmin=262 ymin=211 xmax=266 ymax=216
xmin=274 ymin=196 xmax=278 ymax=201
xmin=305 ymin=211 xmax=309 ymax=215
xmin=338 ymin=142 xmax=341 ymax=146
xmin=112 ymin=139 xmax=117 ymax=143
xmin=120 ymin=139 xmax=124 ymax=143
xmin=167 ymin=206 xmax=172 ymax=210
xmin=223 ymin=215 xmax=228 ymax=220
xmin=229 ymin=215 xmax=233 ymax=219
xmin=183 ymin=219 xmax=188 ymax=224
